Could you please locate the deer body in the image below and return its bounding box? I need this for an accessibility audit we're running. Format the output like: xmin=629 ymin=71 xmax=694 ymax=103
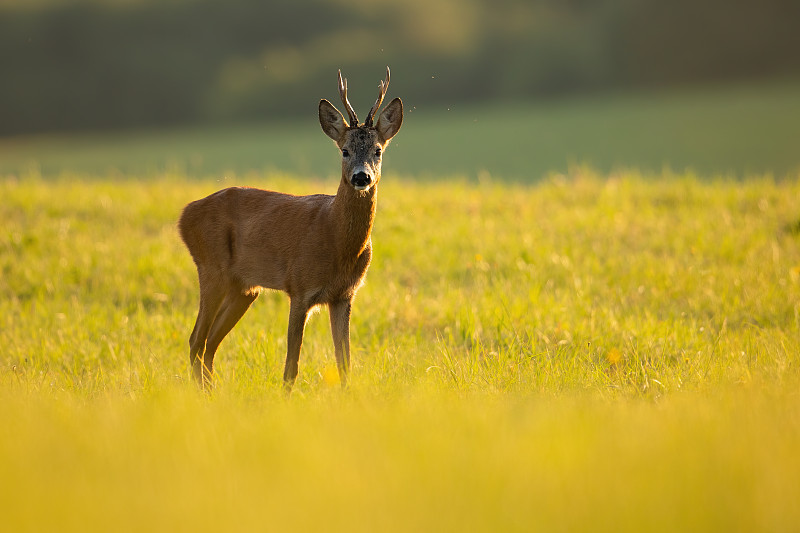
xmin=182 ymin=185 xmax=374 ymax=302
xmin=179 ymin=68 xmax=402 ymax=391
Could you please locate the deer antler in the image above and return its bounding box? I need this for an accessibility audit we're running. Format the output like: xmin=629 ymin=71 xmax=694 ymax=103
xmin=338 ymin=70 xmax=359 ymax=127
xmin=365 ymin=66 xmax=390 ymax=127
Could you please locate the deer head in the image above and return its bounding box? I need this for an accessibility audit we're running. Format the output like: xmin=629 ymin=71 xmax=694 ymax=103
xmin=319 ymin=67 xmax=403 ymax=192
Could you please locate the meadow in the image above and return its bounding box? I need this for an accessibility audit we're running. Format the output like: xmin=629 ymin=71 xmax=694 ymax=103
xmin=2 ymin=84 xmax=800 ymax=531
xmin=2 ymin=171 xmax=800 ymax=531
xmin=2 ymin=80 xmax=799 ymax=180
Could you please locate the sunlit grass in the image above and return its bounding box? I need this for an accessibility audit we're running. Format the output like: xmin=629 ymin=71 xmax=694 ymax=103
xmin=1 ymin=171 xmax=799 ymax=531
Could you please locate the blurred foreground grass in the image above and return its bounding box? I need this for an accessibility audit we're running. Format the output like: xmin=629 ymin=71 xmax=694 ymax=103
xmin=1 ymin=172 xmax=799 ymax=531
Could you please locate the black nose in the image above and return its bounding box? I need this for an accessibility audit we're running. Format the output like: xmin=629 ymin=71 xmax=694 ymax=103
xmin=351 ymin=171 xmax=372 ymax=188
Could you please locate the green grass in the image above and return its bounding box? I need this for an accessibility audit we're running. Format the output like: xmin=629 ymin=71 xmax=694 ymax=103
xmin=1 ymin=171 xmax=800 ymax=531
xmin=2 ymin=80 xmax=799 ymax=180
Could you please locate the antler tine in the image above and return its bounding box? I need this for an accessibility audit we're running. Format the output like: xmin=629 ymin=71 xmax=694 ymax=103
xmin=365 ymin=66 xmax=391 ymax=127
xmin=337 ymin=70 xmax=359 ymax=127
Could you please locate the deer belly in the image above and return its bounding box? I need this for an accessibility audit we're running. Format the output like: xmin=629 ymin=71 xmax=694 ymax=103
xmin=231 ymin=256 xmax=287 ymax=294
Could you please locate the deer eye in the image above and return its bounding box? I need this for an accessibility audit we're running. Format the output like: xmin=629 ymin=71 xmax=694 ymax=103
xmin=342 ymin=149 xmax=350 ymax=158
xmin=375 ymin=148 xmax=382 ymax=157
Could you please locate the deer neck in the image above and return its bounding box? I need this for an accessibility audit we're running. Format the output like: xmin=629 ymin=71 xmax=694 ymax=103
xmin=331 ymin=177 xmax=377 ymax=261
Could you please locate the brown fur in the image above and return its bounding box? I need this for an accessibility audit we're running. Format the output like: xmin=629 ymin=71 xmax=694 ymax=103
xmin=178 ymin=72 xmax=403 ymax=391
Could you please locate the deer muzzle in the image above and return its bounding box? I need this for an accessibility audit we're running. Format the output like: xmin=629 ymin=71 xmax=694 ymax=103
xmin=351 ymin=170 xmax=373 ymax=191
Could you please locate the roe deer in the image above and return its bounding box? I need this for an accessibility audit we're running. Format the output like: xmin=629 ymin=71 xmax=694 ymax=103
xmin=178 ymin=67 xmax=403 ymax=391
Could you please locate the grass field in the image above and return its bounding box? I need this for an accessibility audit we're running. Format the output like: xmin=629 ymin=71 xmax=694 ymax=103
xmin=1 ymin=80 xmax=799 ymax=180
xmin=1 ymin=167 xmax=800 ymax=530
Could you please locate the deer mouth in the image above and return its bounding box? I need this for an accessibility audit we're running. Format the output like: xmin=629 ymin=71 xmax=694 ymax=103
xmin=351 ymin=171 xmax=372 ymax=191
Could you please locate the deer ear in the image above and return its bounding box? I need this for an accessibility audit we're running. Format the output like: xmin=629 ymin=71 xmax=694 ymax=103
xmin=376 ymin=98 xmax=403 ymax=142
xmin=319 ymin=99 xmax=347 ymax=142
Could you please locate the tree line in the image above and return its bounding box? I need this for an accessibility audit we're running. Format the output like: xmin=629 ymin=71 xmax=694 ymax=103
xmin=1 ymin=0 xmax=797 ymax=136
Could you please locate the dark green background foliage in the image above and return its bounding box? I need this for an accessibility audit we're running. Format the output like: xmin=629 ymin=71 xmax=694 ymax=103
xmin=2 ymin=0 xmax=798 ymax=136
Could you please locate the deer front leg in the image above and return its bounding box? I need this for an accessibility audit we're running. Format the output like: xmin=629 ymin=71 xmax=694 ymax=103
xmin=283 ymin=299 xmax=310 ymax=392
xmin=329 ymin=299 xmax=352 ymax=387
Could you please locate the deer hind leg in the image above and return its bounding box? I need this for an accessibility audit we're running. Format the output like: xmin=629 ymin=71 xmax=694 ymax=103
xmin=201 ymin=289 xmax=257 ymax=388
xmin=328 ymin=299 xmax=352 ymax=387
xmin=189 ymin=271 xmax=227 ymax=387
xmin=283 ymin=299 xmax=310 ymax=393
